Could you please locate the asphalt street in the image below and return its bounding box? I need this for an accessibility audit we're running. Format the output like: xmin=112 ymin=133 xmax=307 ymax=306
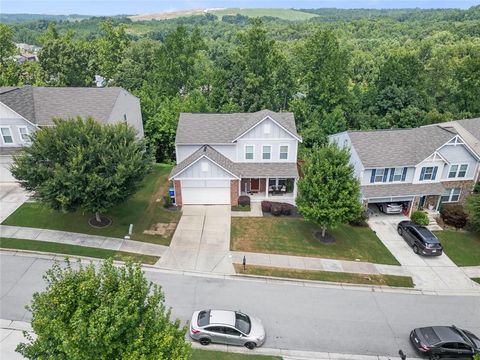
xmin=1 ymin=254 xmax=479 ymax=358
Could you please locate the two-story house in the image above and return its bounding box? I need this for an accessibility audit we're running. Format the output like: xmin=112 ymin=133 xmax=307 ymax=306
xmin=0 ymin=86 xmax=144 ymax=182
xmin=169 ymin=110 xmax=302 ymax=206
xmin=330 ymin=120 xmax=480 ymax=215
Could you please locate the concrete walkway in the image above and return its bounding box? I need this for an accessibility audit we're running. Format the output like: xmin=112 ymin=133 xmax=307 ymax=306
xmin=231 ymin=251 xmax=408 ymax=277
xmin=0 ymin=225 xmax=168 ymax=257
xmin=231 ymin=202 xmax=263 ymax=217
xmin=0 ymin=183 xmax=29 ymax=223
xmin=156 ymin=205 xmax=234 ymax=274
xmin=368 ymin=216 xmax=480 ymax=292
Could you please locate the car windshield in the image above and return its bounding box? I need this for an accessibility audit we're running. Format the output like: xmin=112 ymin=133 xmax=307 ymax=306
xmin=235 ymin=312 xmax=251 ymax=334
xmin=457 ymin=329 xmax=480 ymax=348
xmin=417 ymin=227 xmax=439 ymax=243
xmin=198 ymin=310 xmax=210 ymax=327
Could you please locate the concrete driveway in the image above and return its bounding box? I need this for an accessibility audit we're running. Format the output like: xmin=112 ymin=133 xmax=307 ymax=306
xmin=0 ymin=183 xmax=29 ymax=223
xmin=368 ymin=214 xmax=479 ymax=293
xmin=156 ymin=205 xmax=233 ymax=274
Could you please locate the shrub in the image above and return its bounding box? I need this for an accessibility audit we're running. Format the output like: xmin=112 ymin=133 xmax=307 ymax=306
xmin=473 ymin=182 xmax=480 ymax=194
xmin=349 ymin=210 xmax=369 ymax=227
xmin=280 ymin=203 xmax=295 ymax=216
xmin=261 ymin=201 xmax=272 ymax=213
xmin=238 ymin=195 xmax=251 ymax=206
xmin=271 ymin=203 xmax=282 ymax=216
xmin=441 ymin=204 xmax=468 ymax=229
xmin=411 ymin=211 xmax=429 ymax=226
xmin=163 ymin=195 xmax=173 ymax=209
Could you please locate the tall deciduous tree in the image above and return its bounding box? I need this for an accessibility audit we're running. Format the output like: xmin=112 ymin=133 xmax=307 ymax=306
xmin=11 ymin=117 xmax=153 ymax=224
xmin=297 ymin=143 xmax=362 ymax=238
xmin=17 ymin=260 xmax=191 ymax=360
xmin=0 ymin=24 xmax=16 ymax=65
xmin=465 ymin=191 xmax=480 ymax=232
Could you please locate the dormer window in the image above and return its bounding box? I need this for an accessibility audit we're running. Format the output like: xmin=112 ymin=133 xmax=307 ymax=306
xmin=263 ymin=123 xmax=271 ymax=134
xmin=201 ymin=161 xmax=209 ymax=172
xmin=419 ymin=166 xmax=438 ymax=181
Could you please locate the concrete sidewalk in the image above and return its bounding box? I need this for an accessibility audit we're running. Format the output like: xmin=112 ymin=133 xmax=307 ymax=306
xmin=0 ymin=225 xmax=168 ymax=257
xmin=231 ymin=251 xmax=408 ymax=277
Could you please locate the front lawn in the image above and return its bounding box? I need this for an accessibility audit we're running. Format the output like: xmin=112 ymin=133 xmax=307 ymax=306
xmin=231 ymin=217 xmax=399 ymax=265
xmin=234 ymin=264 xmax=414 ymax=287
xmin=435 ymin=230 xmax=480 ymax=266
xmin=191 ymin=349 xmax=281 ymax=360
xmin=2 ymin=164 xmax=180 ymax=246
xmin=0 ymin=237 xmax=159 ymax=264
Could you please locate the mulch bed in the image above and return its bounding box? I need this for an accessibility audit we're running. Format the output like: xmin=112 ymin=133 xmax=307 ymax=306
xmin=314 ymin=230 xmax=336 ymax=244
xmin=88 ymin=215 xmax=112 ymax=228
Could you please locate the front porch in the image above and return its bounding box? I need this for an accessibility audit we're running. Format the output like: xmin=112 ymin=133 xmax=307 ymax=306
xmin=240 ymin=177 xmax=297 ymax=203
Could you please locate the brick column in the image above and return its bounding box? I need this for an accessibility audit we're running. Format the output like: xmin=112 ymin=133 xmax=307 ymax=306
xmin=174 ymin=180 xmax=182 ymax=206
xmin=230 ymin=179 xmax=239 ymax=206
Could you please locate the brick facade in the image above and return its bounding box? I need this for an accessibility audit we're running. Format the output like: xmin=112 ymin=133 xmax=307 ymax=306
xmin=230 ymin=180 xmax=239 ymax=206
xmin=174 ymin=180 xmax=182 ymax=206
xmin=440 ymin=179 xmax=475 ymax=204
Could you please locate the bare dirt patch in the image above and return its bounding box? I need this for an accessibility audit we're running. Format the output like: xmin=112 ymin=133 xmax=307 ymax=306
xmin=143 ymin=222 xmax=176 ymax=236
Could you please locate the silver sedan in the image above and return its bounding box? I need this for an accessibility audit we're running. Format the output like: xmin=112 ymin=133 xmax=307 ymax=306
xmin=189 ymin=309 xmax=266 ymax=349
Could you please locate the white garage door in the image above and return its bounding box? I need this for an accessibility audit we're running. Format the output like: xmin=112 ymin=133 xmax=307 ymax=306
xmin=181 ymin=180 xmax=230 ymax=205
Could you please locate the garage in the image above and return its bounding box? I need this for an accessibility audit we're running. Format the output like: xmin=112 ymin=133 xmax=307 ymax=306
xmin=181 ymin=179 xmax=230 ymax=205
xmin=367 ymin=197 xmax=412 ymax=216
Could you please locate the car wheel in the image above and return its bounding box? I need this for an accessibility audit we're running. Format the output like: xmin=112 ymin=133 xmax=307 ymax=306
xmin=379 ymin=205 xmax=384 ymax=213
xmin=244 ymin=342 xmax=256 ymax=350
xmin=429 ymin=354 xmax=440 ymax=360
xmin=397 ymin=227 xmax=403 ymax=235
xmin=413 ymin=245 xmax=419 ymax=254
xmin=199 ymin=338 xmax=211 ymax=346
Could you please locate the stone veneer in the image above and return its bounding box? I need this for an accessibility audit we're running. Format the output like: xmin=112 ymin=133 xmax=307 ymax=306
xmin=230 ymin=179 xmax=239 ymax=206
xmin=174 ymin=180 xmax=182 ymax=206
xmin=441 ymin=179 xmax=476 ymax=204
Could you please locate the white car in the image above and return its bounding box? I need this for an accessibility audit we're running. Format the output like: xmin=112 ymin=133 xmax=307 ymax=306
xmin=189 ymin=309 xmax=266 ymax=349
xmin=377 ymin=202 xmax=403 ymax=214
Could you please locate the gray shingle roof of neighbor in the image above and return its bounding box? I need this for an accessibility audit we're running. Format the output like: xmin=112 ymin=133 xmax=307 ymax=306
xmin=347 ymin=126 xmax=456 ymax=168
xmin=361 ymin=183 xmax=446 ymax=199
xmin=456 ymin=118 xmax=480 ymax=142
xmin=175 ymin=109 xmax=301 ymax=144
xmin=0 ymin=86 xmax=130 ymax=126
xmin=170 ymin=145 xmax=299 ymax=179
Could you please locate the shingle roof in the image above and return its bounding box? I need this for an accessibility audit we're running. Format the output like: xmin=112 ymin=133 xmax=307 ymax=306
xmin=455 ymin=118 xmax=480 ymax=143
xmin=347 ymin=126 xmax=456 ymax=168
xmin=170 ymin=145 xmax=299 ymax=179
xmin=175 ymin=109 xmax=300 ymax=144
xmin=0 ymin=86 xmax=127 ymax=126
xmin=361 ymin=183 xmax=445 ymax=199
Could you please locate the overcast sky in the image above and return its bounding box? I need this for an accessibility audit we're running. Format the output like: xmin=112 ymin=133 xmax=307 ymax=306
xmin=1 ymin=0 xmax=478 ymax=15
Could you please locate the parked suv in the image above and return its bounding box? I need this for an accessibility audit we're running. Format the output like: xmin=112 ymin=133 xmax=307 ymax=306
xmin=397 ymin=221 xmax=443 ymax=256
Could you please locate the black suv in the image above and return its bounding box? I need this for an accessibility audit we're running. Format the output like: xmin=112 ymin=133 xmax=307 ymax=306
xmin=410 ymin=326 xmax=480 ymax=359
xmin=397 ymin=221 xmax=443 ymax=256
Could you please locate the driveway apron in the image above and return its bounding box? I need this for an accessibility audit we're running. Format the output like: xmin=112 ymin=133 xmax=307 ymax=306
xmin=0 ymin=183 xmax=29 ymax=223
xmin=368 ymin=215 xmax=479 ymax=292
xmin=155 ymin=205 xmax=234 ymax=274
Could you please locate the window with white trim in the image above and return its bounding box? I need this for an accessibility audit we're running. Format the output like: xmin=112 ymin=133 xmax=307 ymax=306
xmin=374 ymin=168 xmax=385 ymax=182
xmin=279 ymin=145 xmax=288 ymax=160
xmin=18 ymin=127 xmax=29 ymax=143
xmin=392 ymin=168 xmax=403 ymax=182
xmin=419 ymin=166 xmax=437 ymax=181
xmin=262 ymin=145 xmax=271 ymax=160
xmin=448 ymin=164 xmax=468 ymax=178
xmin=441 ymin=188 xmax=461 ymax=203
xmin=0 ymin=127 xmax=13 ymax=144
xmin=245 ymin=145 xmax=254 ymax=160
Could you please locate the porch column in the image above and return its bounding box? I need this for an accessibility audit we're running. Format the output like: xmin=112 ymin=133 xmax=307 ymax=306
xmin=293 ymin=178 xmax=298 ymax=200
xmin=435 ymin=195 xmax=441 ymax=212
xmin=266 ymin=177 xmax=269 ymax=198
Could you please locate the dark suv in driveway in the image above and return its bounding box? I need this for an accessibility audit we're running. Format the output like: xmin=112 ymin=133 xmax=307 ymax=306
xmin=397 ymin=221 xmax=443 ymax=256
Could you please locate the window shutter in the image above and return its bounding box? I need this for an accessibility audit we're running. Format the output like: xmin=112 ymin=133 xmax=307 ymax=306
xmin=432 ymin=166 xmax=438 ymax=180
xmin=382 ymin=168 xmax=389 ymax=182
xmin=389 ymin=168 xmax=395 ymax=182
xmin=419 ymin=167 xmax=426 ymax=181
xmin=401 ymin=167 xmax=407 ymax=181
xmin=370 ymin=169 xmax=376 ymax=183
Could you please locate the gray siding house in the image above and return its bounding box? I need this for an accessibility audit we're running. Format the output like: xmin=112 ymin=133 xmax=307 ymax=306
xmin=0 ymin=86 xmax=144 ymax=182
xmin=169 ymin=110 xmax=302 ymax=206
xmin=330 ymin=119 xmax=480 ymax=214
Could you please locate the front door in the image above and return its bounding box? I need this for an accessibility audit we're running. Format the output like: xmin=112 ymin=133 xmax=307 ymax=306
xmin=418 ymin=196 xmax=426 ymax=209
xmin=251 ymin=178 xmax=259 ymax=192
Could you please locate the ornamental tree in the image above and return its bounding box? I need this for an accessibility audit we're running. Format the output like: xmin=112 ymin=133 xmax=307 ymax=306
xmin=297 ymin=143 xmax=362 ymax=238
xmin=12 ymin=117 xmax=153 ymax=224
xmin=465 ymin=191 xmax=480 ymax=232
xmin=16 ymin=260 xmax=191 ymax=360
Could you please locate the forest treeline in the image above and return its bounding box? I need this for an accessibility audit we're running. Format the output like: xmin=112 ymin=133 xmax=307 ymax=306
xmin=1 ymin=7 xmax=479 ymax=161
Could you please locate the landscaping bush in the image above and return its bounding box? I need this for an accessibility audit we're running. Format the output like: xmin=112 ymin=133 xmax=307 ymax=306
xmin=271 ymin=203 xmax=282 ymax=216
xmin=238 ymin=195 xmax=251 ymax=206
xmin=163 ymin=195 xmax=173 ymax=209
xmin=281 ymin=203 xmax=295 ymax=216
xmin=261 ymin=201 xmax=272 ymax=213
xmin=440 ymin=204 xmax=468 ymax=229
xmin=411 ymin=211 xmax=429 ymax=226
xmin=349 ymin=210 xmax=369 ymax=227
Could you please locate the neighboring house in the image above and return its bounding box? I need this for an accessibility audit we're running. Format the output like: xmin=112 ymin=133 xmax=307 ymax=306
xmin=169 ymin=110 xmax=302 ymax=206
xmin=0 ymin=86 xmax=144 ymax=181
xmin=330 ymin=119 xmax=480 ymax=214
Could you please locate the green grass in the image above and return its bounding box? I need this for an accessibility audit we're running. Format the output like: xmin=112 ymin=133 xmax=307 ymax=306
xmin=0 ymin=237 xmax=159 ymax=264
xmin=212 ymin=8 xmax=318 ymax=21
xmin=435 ymin=230 xmax=480 ymax=266
xmin=2 ymin=164 xmax=181 ymax=246
xmin=234 ymin=264 xmax=414 ymax=288
xmin=191 ymin=349 xmax=281 ymax=360
xmin=232 ymin=204 xmax=251 ymax=212
xmin=231 ymin=218 xmax=399 ymax=265
xmin=472 ymin=278 xmax=480 ymax=285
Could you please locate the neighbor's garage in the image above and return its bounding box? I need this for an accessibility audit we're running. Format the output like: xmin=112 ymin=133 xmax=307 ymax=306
xmin=181 ymin=179 xmax=230 ymax=205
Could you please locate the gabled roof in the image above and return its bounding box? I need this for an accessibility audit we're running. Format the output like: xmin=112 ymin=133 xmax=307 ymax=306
xmin=170 ymin=145 xmax=299 ymax=179
xmin=0 ymin=86 xmax=131 ymax=126
xmin=175 ymin=109 xmax=300 ymax=144
xmin=456 ymin=118 xmax=480 ymax=141
xmin=347 ymin=126 xmax=456 ymax=168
